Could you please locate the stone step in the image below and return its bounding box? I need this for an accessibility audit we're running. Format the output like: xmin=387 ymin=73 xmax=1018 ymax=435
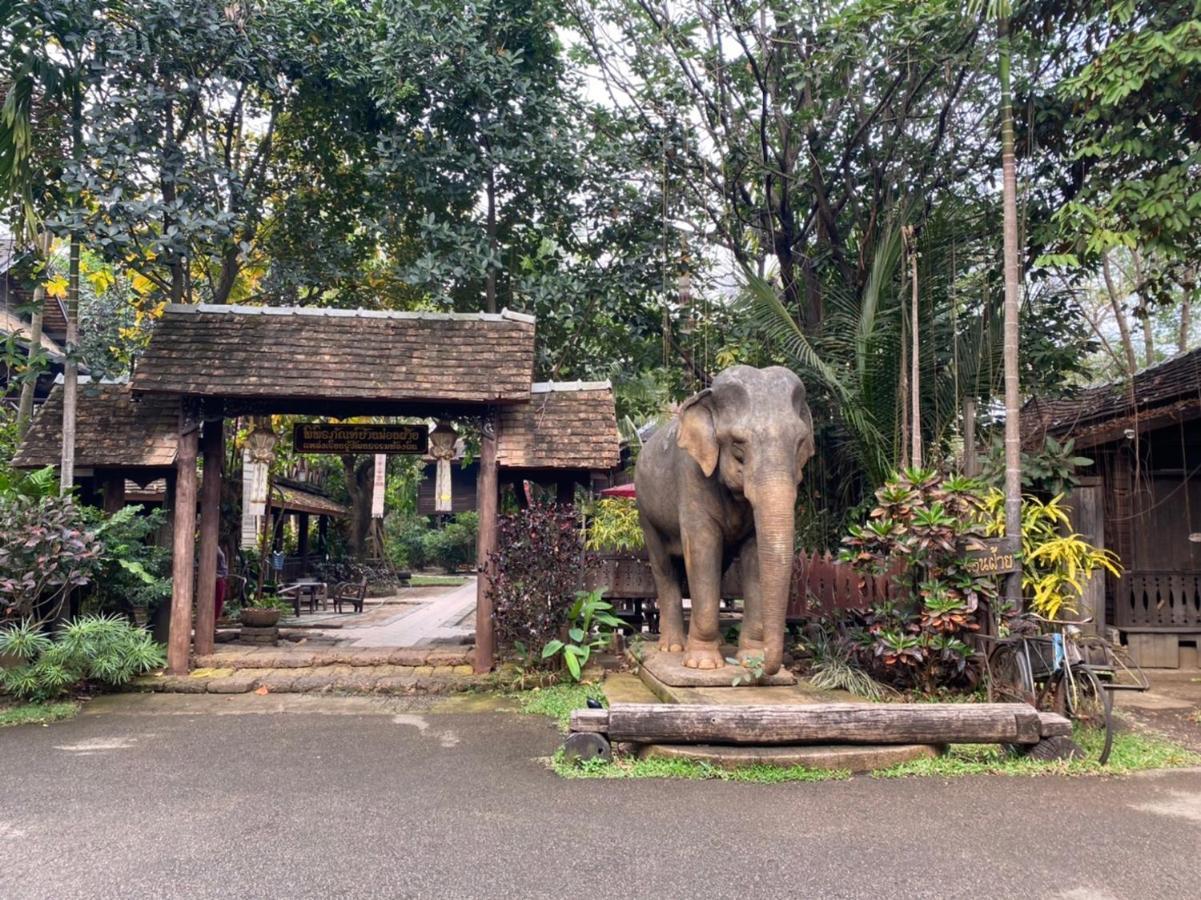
xmin=131 ymin=662 xmax=480 ymax=696
xmin=192 ymin=646 xmax=473 ymax=670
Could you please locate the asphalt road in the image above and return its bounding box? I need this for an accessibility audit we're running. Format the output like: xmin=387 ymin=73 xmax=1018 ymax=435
xmin=3 ymin=693 xmax=1200 ymax=900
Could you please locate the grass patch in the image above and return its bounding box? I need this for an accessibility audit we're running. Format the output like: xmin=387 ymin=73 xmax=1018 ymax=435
xmin=553 ymin=751 xmax=851 ymax=783
xmin=0 ymin=700 xmax=79 ymax=728
xmin=409 ymin=574 xmax=469 ymax=587
xmin=873 ymin=727 xmax=1200 ymax=779
xmin=514 ymin=681 xmax=607 ymax=730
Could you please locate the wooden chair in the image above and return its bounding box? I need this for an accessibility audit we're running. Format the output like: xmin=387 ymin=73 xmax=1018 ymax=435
xmin=332 ymin=577 xmax=368 ymax=614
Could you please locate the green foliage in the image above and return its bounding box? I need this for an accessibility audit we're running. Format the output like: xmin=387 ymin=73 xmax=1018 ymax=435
xmin=421 ymin=512 xmax=478 ymax=573
xmin=0 ymin=615 xmax=165 ymax=701
xmin=83 ymin=505 xmax=170 ymax=615
xmin=0 ymin=493 xmax=102 ymax=623
xmin=514 ymin=681 xmax=606 ymax=731
xmin=540 ymin=588 xmax=624 ymax=682
xmin=841 ymin=469 xmax=995 ymax=693
xmin=584 ymin=498 xmax=644 ymax=552
xmin=983 ymin=490 xmax=1121 ymax=621
xmin=796 ymin=625 xmax=893 ymax=702
xmin=0 ymin=700 xmax=79 ymax=728
xmin=552 ymin=751 xmax=851 ymax=783
xmin=981 ymin=435 xmax=1092 ymax=497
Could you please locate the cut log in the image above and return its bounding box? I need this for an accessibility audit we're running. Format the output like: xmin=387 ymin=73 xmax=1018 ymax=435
xmin=569 ymin=708 xmax=610 ymax=734
xmin=1037 ymin=711 xmax=1073 ymax=737
xmin=593 ymin=703 xmax=1047 ymax=745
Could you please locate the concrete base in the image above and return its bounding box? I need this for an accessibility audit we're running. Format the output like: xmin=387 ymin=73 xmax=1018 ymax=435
xmin=636 ymin=644 xmax=796 ymax=689
xmin=638 ymin=741 xmax=941 ymax=773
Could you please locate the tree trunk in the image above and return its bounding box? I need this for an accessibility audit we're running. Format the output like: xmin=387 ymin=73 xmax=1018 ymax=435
xmin=963 ymin=397 xmax=978 ymax=477
xmin=905 ymin=225 xmax=922 ymax=469
xmin=1179 ymin=287 xmax=1191 ymax=354
xmin=341 ymin=454 xmax=374 ymax=559
xmin=15 ymin=237 xmax=47 ymax=438
xmin=1131 ymin=248 xmax=1154 ymax=366
xmin=899 ymin=286 xmax=910 ymax=469
xmin=1101 ymin=251 xmax=1138 ymax=376
xmin=999 ymin=12 xmax=1023 ymax=607
xmin=485 ymin=167 xmax=497 ymax=314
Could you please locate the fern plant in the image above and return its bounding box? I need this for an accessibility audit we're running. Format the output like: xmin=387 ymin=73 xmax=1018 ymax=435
xmin=584 ymin=498 xmax=644 ymax=552
xmin=0 ymin=615 xmax=166 ymax=702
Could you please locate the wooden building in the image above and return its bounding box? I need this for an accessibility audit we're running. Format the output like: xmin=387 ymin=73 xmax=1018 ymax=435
xmin=417 ymin=381 xmax=622 ymax=512
xmin=1023 ymin=348 xmax=1201 ymax=667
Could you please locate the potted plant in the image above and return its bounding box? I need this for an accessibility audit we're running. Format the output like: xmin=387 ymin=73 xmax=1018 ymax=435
xmin=240 ymin=591 xmax=287 ymax=627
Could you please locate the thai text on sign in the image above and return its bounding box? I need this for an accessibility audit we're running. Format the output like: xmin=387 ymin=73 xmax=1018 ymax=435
xmin=963 ymin=538 xmax=1020 ymax=576
xmin=293 ymin=423 xmax=429 ymax=454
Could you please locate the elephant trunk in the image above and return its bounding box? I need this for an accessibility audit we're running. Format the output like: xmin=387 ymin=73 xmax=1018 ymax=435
xmin=752 ymin=477 xmax=797 ymax=676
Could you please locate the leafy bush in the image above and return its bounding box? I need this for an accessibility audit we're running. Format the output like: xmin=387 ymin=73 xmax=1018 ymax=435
xmin=0 ymin=615 xmax=165 ymax=701
xmin=489 ymin=503 xmax=588 ymax=658
xmin=0 ymin=493 xmax=103 ymax=624
xmin=83 ymin=506 xmax=171 ymax=617
xmin=982 ymin=490 xmax=1120 ymax=621
xmin=540 ymin=587 xmax=624 ymax=681
xmin=386 ymin=514 xmax=431 ymax=570
xmin=981 ymin=435 xmax=1092 ymax=497
xmin=585 ymin=498 xmax=644 ymax=552
xmin=421 ymin=512 xmax=477 ymax=572
xmin=841 ymin=468 xmax=995 ymax=693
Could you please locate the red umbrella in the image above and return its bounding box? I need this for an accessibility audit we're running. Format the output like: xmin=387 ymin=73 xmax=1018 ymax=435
xmin=599 ymin=483 xmax=636 ymax=499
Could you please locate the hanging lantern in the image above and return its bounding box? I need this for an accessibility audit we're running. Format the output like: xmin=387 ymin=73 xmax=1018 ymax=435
xmin=428 ymin=422 xmax=458 ymax=514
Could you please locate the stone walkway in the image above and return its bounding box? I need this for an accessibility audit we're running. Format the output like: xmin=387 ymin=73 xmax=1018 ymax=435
xmin=339 ymin=577 xmax=477 ymax=648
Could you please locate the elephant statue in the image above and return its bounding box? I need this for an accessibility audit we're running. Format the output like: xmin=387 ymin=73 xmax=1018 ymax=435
xmin=634 ymin=365 xmax=814 ymax=676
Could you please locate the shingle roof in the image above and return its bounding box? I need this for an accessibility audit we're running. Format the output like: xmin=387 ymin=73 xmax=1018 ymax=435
xmin=497 ymin=381 xmax=621 ymax=471
xmin=131 ymin=304 xmax=536 ymax=407
xmin=1021 ymin=347 xmax=1201 ymax=446
xmin=271 ymin=482 xmax=349 ymax=518
xmin=13 ymin=382 xmax=179 ymax=469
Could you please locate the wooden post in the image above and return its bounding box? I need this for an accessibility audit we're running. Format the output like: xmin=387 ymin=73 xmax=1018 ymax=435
xmin=474 ymin=411 xmax=499 ymax=674
xmin=101 ymin=473 xmax=126 ymax=514
xmin=167 ymin=403 xmax=200 ymax=675
xmin=194 ymin=418 xmax=223 ymax=657
xmin=297 ymin=512 xmax=310 ymax=562
xmin=1066 ymin=476 xmax=1105 ymax=634
xmin=318 ymin=515 xmax=329 ymax=555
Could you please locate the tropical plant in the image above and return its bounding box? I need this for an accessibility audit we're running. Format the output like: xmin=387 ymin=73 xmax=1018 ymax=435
xmin=841 ymin=469 xmax=996 ymax=693
xmin=540 ymin=587 xmax=625 ymax=682
xmin=82 ymin=505 xmax=170 ymax=617
xmin=489 ymin=503 xmax=588 ymax=657
xmin=584 ymin=498 xmax=644 ymax=552
xmin=0 ymin=493 xmax=102 ymax=623
xmin=0 ymin=615 xmax=165 ymax=701
xmin=981 ymin=435 xmax=1093 ymax=497
xmin=420 ymin=512 xmax=478 ymax=573
xmin=983 ymin=490 xmax=1121 ymax=621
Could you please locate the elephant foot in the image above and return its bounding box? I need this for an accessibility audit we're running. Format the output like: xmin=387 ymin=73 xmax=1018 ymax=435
xmin=682 ymin=642 xmax=724 ymax=670
xmin=658 ymin=631 xmax=685 ymax=654
xmin=736 ymin=640 xmax=767 ymax=666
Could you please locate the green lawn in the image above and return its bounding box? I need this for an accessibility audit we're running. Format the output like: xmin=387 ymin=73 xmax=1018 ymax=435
xmin=0 ymin=700 xmax=80 ymax=728
xmin=409 ymin=574 xmax=469 ymax=587
xmin=514 ymin=682 xmax=607 ymax=730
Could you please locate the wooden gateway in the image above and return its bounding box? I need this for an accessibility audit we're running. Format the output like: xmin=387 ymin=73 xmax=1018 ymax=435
xmin=118 ymin=303 xmax=538 ymax=674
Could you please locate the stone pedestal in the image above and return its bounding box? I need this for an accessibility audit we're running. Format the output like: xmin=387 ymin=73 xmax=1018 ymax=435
xmin=238 ymin=625 xmax=279 ymax=646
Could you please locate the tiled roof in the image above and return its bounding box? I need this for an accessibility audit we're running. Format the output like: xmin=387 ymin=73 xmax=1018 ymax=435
xmin=131 ymin=304 xmax=536 ymax=406
xmin=271 ymin=481 xmax=349 ymax=518
xmin=1021 ymin=347 xmax=1201 ymax=445
xmin=497 ymin=381 xmax=620 ymax=470
xmin=13 ymin=382 xmax=178 ymax=469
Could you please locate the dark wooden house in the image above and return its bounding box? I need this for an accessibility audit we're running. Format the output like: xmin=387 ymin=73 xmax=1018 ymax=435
xmin=1023 ymin=348 xmax=1201 ymax=667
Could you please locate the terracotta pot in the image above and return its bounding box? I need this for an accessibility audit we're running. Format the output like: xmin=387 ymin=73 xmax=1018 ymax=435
xmin=240 ymin=607 xmax=281 ymax=627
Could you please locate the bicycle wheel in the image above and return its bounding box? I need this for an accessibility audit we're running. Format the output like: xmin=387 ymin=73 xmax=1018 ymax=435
xmin=987 ymin=642 xmax=1034 ymax=705
xmin=1059 ymin=666 xmax=1114 ymax=764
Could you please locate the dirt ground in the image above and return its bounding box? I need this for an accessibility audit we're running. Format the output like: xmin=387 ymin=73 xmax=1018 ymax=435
xmin=1115 ymin=670 xmax=1201 ymax=751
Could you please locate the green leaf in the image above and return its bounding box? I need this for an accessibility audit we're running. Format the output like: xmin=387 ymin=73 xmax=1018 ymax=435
xmin=541 ymin=640 xmax=564 ymax=659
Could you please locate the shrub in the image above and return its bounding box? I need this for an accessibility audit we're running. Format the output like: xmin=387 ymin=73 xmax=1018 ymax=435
xmin=386 ymin=514 xmax=430 ymax=570
xmin=83 ymin=505 xmax=171 ymax=617
xmin=422 ymin=512 xmax=477 ymax=572
xmin=585 ymin=498 xmax=644 ymax=552
xmin=489 ymin=503 xmax=587 ymax=657
xmin=0 ymin=493 xmax=103 ymax=624
xmin=841 ymin=468 xmax=996 ymax=693
xmin=0 ymin=615 xmax=165 ymax=701
xmin=540 ymin=587 xmax=624 ymax=681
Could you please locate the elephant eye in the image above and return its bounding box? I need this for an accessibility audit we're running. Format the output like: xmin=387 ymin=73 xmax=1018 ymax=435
xmin=730 ymin=443 xmax=746 ymax=463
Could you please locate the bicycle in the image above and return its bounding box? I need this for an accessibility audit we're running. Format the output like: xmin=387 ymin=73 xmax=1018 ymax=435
xmin=980 ymin=614 xmax=1148 ymax=764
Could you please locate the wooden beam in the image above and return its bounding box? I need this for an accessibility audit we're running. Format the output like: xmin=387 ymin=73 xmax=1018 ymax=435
xmin=194 ymin=418 xmax=223 ymax=658
xmin=297 ymin=512 xmax=310 ymax=560
xmin=167 ymin=403 xmax=200 ymax=675
xmin=474 ymin=411 xmax=499 ymax=674
xmin=574 ymin=703 xmax=1057 ymax=746
xmin=101 ymin=473 xmax=126 ymax=514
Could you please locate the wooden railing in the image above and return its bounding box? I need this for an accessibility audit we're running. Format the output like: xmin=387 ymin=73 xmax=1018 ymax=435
xmin=1116 ymin=571 xmax=1201 ymax=629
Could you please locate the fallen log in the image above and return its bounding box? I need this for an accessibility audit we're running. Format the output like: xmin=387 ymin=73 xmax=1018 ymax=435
xmin=570 ymin=703 xmax=1067 ymax=746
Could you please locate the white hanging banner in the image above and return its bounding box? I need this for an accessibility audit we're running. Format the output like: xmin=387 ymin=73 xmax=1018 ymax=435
xmin=240 ymin=448 xmax=264 ymax=549
xmin=371 ymin=453 xmax=386 ymax=518
xmin=428 ymin=422 xmax=457 ymax=513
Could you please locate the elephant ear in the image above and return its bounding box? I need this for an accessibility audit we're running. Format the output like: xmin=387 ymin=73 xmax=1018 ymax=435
xmin=791 ymin=382 xmax=816 ymax=475
xmin=677 ymin=389 xmax=718 ymax=477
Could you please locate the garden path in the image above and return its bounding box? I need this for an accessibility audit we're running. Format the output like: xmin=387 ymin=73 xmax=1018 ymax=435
xmin=340 ymin=577 xmax=477 ymax=648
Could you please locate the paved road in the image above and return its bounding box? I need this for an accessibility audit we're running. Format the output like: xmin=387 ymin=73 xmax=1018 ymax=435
xmin=3 ymin=693 xmax=1200 ymax=900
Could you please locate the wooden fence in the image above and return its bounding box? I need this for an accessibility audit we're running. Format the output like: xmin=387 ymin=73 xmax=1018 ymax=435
xmin=590 ymin=549 xmax=901 ymax=620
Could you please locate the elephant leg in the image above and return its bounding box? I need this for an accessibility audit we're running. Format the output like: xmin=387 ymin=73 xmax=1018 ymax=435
xmin=682 ymin=525 xmax=724 ymax=669
xmin=643 ymin=524 xmax=685 ymax=653
xmin=736 ymin=536 xmax=767 ymax=665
